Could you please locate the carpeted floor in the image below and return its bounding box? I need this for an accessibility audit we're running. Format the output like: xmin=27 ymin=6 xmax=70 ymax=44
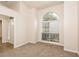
xmin=0 ymin=42 xmax=78 ymax=57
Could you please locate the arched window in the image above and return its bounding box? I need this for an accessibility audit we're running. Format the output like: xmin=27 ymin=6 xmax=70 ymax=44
xmin=43 ymin=12 xmax=59 ymax=21
xmin=42 ymin=12 xmax=59 ymax=42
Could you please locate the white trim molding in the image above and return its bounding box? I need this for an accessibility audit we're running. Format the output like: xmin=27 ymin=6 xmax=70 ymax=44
xmin=64 ymin=48 xmax=78 ymax=54
xmin=39 ymin=40 xmax=64 ymax=46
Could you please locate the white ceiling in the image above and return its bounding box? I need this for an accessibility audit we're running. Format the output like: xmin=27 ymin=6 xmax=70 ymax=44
xmin=0 ymin=1 xmax=64 ymax=9
xmin=23 ymin=1 xmax=64 ymax=9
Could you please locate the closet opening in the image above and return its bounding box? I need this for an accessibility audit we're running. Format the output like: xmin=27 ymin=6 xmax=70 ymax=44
xmin=0 ymin=14 xmax=14 ymax=49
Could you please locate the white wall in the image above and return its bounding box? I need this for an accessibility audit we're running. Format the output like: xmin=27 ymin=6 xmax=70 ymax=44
xmin=26 ymin=8 xmax=37 ymax=43
xmin=19 ymin=2 xmax=38 ymax=43
xmin=37 ymin=3 xmax=64 ymax=45
xmin=14 ymin=2 xmax=30 ymax=47
xmin=64 ymin=1 xmax=78 ymax=53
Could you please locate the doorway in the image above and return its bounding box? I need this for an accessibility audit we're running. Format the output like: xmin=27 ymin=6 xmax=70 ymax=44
xmin=0 ymin=14 xmax=14 ymax=48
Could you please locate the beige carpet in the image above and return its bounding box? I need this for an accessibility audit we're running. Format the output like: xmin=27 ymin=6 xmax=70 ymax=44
xmin=0 ymin=42 xmax=78 ymax=57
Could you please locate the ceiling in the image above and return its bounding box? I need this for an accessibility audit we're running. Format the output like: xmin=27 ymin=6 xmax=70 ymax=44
xmin=0 ymin=1 xmax=64 ymax=9
xmin=0 ymin=1 xmax=18 ymax=6
xmin=23 ymin=1 xmax=64 ymax=9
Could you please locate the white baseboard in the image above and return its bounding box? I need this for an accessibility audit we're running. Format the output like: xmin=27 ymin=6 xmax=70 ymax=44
xmin=29 ymin=41 xmax=37 ymax=44
xmin=39 ymin=40 xmax=64 ymax=46
xmin=64 ymin=48 xmax=77 ymax=54
xmin=14 ymin=41 xmax=38 ymax=48
xmin=14 ymin=41 xmax=28 ymax=48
